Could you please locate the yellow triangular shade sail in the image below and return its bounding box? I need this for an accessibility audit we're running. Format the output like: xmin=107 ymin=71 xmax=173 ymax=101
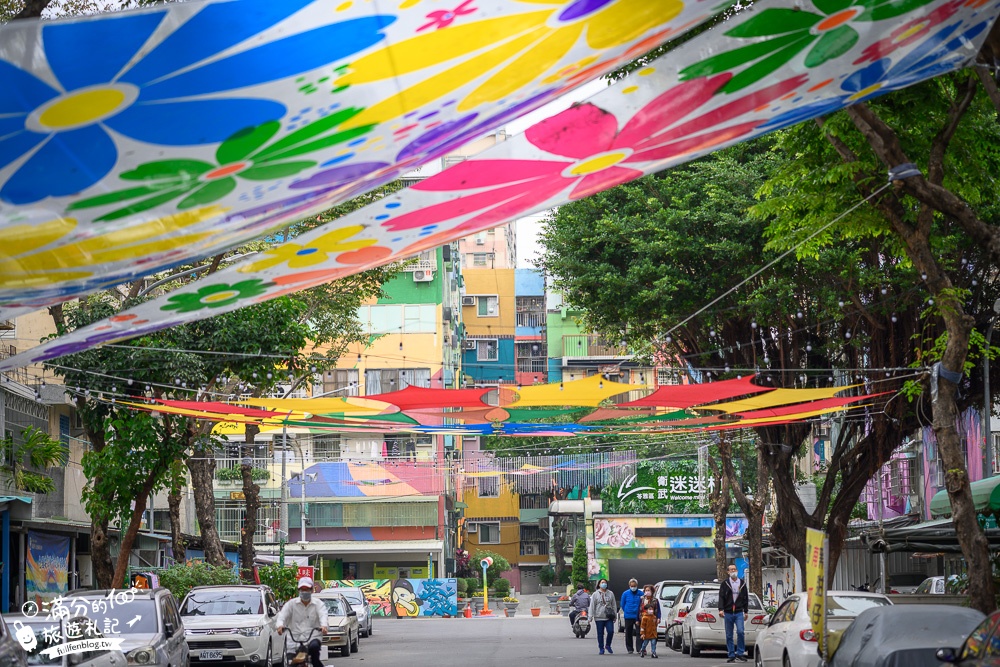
xmin=705 ymin=403 xmax=872 ymax=429
xmin=695 ymin=385 xmax=859 ymax=414
xmin=507 ymin=375 xmax=649 ymax=408
xmin=211 ymin=422 xmax=317 ymax=436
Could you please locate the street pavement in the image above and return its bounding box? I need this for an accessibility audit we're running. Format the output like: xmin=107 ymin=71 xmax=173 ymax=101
xmin=340 ymin=613 xmax=750 ymax=666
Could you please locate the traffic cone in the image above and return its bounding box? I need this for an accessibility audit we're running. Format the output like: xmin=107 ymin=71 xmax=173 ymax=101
xmin=464 ymin=604 xmax=472 ymax=618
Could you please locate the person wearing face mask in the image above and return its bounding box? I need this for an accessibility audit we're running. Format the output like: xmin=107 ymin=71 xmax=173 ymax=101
xmin=589 ymin=578 xmax=618 ymax=655
xmin=620 ymin=577 xmax=643 ymax=654
xmin=276 ymin=577 xmax=326 ymax=667
xmin=638 ymin=585 xmax=660 ymax=658
xmin=717 ymin=564 xmax=749 ymax=663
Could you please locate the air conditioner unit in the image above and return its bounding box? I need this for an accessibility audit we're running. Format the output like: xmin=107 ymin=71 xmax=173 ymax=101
xmin=463 ymin=340 xmax=477 ymax=350
xmin=442 ymin=307 xmax=452 ymax=322
xmin=413 ymin=270 xmax=434 ymax=282
xmin=475 ymin=237 xmax=485 ymax=245
xmin=523 ymin=544 xmax=538 ymax=555
xmin=462 ymin=296 xmax=477 ymax=306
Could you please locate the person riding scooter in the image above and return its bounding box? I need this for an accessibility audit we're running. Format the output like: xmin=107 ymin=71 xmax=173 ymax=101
xmin=570 ymin=583 xmax=591 ymax=626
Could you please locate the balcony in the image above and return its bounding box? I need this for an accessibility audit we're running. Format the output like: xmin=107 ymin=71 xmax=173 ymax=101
xmin=215 ymin=500 xmax=281 ymax=545
xmin=516 ymin=358 xmax=547 ymax=374
xmin=213 ymin=457 xmax=274 ymax=484
xmin=563 ymin=335 xmax=628 ymax=358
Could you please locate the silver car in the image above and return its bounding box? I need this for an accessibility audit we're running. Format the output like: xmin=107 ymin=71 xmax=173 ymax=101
xmin=328 ymin=589 xmax=371 ymax=638
xmin=3 ymin=614 xmax=125 ymax=667
xmin=313 ymin=594 xmax=358 ymax=658
xmin=66 ymin=588 xmax=187 ymax=667
xmin=681 ymin=589 xmax=767 ymax=657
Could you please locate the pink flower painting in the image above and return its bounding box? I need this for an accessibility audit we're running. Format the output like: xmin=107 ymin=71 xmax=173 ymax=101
xmin=594 ymin=519 xmax=635 ymax=548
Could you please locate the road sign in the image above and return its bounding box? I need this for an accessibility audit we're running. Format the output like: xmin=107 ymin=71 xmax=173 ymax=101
xmin=230 ymin=491 xmax=245 ymax=500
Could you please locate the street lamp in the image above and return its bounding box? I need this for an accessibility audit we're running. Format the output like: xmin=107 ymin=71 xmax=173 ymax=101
xmin=985 ymin=298 xmax=1000 ymax=477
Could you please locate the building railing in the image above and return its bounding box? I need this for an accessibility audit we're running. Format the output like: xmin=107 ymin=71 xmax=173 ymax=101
xmin=515 ymin=311 xmax=545 ymax=329
xmin=562 ymin=334 xmax=628 ymax=358
xmin=516 ymin=358 xmax=547 ymax=373
xmin=215 ymin=502 xmax=282 ymax=545
xmin=0 ymin=343 xmax=30 ymax=385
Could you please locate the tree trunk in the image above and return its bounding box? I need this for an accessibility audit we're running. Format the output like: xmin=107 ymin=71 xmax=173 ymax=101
xmin=720 ymin=440 xmax=769 ymax=599
xmin=553 ymin=516 xmax=568 ymax=584
xmin=90 ymin=518 xmax=115 ymax=589
xmin=111 ymin=473 xmax=158 ymax=588
xmin=239 ymin=425 xmax=262 ymax=581
xmin=707 ymin=455 xmax=731 ymax=582
xmin=168 ymin=461 xmax=186 ymax=563
xmin=187 ymin=441 xmax=228 ymax=567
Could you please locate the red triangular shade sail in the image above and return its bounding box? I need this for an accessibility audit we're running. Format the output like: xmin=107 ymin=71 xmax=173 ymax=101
xmin=616 ymin=376 xmax=770 ymax=409
xmin=363 ymin=385 xmax=492 ymax=410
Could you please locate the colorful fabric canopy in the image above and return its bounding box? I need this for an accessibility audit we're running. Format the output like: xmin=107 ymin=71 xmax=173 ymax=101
xmin=241 ymin=397 xmax=387 ymax=414
xmin=5 ymin=0 xmax=996 ymax=369
xmin=362 ymin=385 xmax=491 ymax=410
xmin=507 ymin=374 xmax=648 ymax=407
xmin=616 ymin=375 xmax=769 ymax=408
xmin=694 ymin=385 xmax=860 ymax=414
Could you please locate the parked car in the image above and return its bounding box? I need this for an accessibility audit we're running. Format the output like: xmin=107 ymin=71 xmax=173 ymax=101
xmin=328 ymin=588 xmax=371 ymax=637
xmin=653 ymin=580 xmax=689 ymax=640
xmin=754 ymin=591 xmax=892 ymax=667
xmin=915 ymin=576 xmax=961 ymax=595
xmin=826 ymin=605 xmax=983 ymax=667
xmin=664 ymin=584 xmax=717 ymax=650
xmin=887 ymin=572 xmax=929 ymax=594
xmin=935 ymin=609 xmax=1000 ymax=665
xmin=179 ymin=585 xmax=283 ymax=667
xmin=313 ymin=593 xmax=358 ymax=658
xmin=681 ymin=589 xmax=767 ymax=657
xmin=66 ymin=588 xmax=188 ymax=667
xmin=2 ymin=614 xmax=124 ymax=667
xmin=0 ymin=614 xmax=27 ymax=667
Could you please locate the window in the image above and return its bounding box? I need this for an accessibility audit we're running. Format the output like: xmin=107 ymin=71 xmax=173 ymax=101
xmin=472 ymin=253 xmax=491 ymax=267
xmin=323 ymin=369 xmax=359 ymax=397
xmin=364 ymin=368 xmax=431 ymax=393
xmin=477 ymin=476 xmax=500 ymax=497
xmin=477 ymin=295 xmax=498 ymax=317
xmin=357 ymin=304 xmax=437 ymax=334
xmin=657 ymin=369 xmax=680 ymax=386
xmin=960 ymin=615 xmax=998 ymax=660
xmin=313 ymin=435 xmax=340 ymax=461
xmin=477 ymin=339 xmax=499 ymax=361
xmin=477 ymin=522 xmax=500 ymax=544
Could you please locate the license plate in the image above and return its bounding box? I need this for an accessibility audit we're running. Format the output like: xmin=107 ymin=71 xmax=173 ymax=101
xmin=200 ymin=651 xmax=223 ymax=660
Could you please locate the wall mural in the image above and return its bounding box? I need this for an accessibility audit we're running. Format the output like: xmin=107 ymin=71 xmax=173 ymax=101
xmin=0 ymin=0 xmax=721 ymax=320
xmin=4 ymin=0 xmax=996 ymax=371
xmin=323 ymin=578 xmax=458 ymax=617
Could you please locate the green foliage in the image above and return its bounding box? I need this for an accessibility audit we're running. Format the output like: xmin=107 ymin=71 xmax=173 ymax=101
xmin=538 ymin=565 xmax=555 ymax=586
xmin=257 ymin=564 xmax=298 ymax=603
xmin=465 ymin=577 xmax=480 ymax=594
xmin=472 ymin=550 xmax=511 ymax=585
xmin=558 ymin=568 xmax=571 ymax=586
xmin=571 ymin=539 xmax=589 ymax=588
xmin=158 ymin=562 xmax=239 ymax=602
xmin=0 ymin=426 xmax=68 ymax=494
xmin=216 ymin=467 xmax=270 ymax=482
xmin=455 ymin=578 xmax=468 ymax=595
xmin=493 ymin=577 xmax=511 ymax=596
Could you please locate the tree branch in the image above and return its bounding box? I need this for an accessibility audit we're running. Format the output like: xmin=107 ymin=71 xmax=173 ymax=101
xmin=928 ymin=75 xmax=979 ymax=186
xmin=13 ymin=0 xmax=51 ymax=19
xmin=975 ymin=67 xmax=1000 ymax=116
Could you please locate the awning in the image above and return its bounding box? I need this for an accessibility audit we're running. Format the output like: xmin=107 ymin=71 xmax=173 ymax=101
xmin=880 ymin=517 xmax=1000 ymax=553
xmin=0 ymin=495 xmax=32 ymax=520
xmin=929 ymin=476 xmax=1000 ymax=517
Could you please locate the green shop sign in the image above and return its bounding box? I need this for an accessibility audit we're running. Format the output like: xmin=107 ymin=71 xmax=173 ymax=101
xmin=602 ymin=461 xmax=712 ymax=514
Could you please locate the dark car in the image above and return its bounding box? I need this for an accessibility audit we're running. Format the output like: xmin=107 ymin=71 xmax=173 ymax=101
xmin=935 ymin=610 xmax=1000 ymax=665
xmin=827 ymin=605 xmax=984 ymax=667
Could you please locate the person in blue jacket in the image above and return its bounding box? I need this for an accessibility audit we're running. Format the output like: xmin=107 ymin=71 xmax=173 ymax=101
xmin=620 ymin=577 xmax=644 ymax=654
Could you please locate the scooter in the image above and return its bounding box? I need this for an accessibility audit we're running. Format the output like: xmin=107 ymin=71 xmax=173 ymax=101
xmin=572 ymin=609 xmax=591 ymax=638
xmin=284 ymin=628 xmax=322 ymax=666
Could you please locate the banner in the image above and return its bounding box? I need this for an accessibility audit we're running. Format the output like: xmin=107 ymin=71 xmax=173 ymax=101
xmin=26 ymin=531 xmax=70 ymax=608
xmin=805 ymin=528 xmax=827 ymax=656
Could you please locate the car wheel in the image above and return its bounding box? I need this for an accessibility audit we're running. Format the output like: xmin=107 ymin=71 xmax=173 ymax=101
xmin=783 ymin=653 xmax=792 ymax=667
xmin=681 ymin=631 xmax=690 ymax=655
xmin=350 ymin=631 xmax=358 ymax=653
xmin=340 ymin=645 xmax=350 ymax=658
xmin=755 ymin=649 xmax=764 ymax=667
xmin=265 ymin=642 xmax=272 ymax=667
xmin=690 ymin=639 xmax=701 ymax=658
xmin=671 ymin=627 xmax=682 ymax=651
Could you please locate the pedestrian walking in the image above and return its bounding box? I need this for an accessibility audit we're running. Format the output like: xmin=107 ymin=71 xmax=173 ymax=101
xmin=638 ymin=584 xmax=660 ymax=658
xmin=717 ymin=564 xmax=749 ymax=663
xmin=589 ymin=578 xmax=617 ymax=655
xmin=620 ymin=577 xmax=643 ymax=654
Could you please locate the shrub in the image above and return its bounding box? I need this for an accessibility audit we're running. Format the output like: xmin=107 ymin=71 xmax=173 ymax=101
xmin=216 ymin=467 xmax=270 ymax=482
xmin=493 ymin=578 xmax=511 ymax=596
xmin=456 ymin=578 xmax=468 ymax=596
xmin=473 ymin=549 xmax=511 ymax=586
xmin=466 ymin=577 xmax=481 ymax=593
xmin=558 ymin=568 xmax=571 ymax=585
xmin=571 ymin=539 xmax=589 ymax=589
xmin=539 ymin=566 xmax=555 ymax=586
xmin=258 ymin=564 xmax=299 ymax=603
xmin=159 ymin=562 xmax=239 ymax=602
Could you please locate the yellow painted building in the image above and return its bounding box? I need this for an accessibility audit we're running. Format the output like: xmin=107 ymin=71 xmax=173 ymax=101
xmin=461 ymin=268 xmax=516 ymax=337
xmin=463 ymin=479 xmax=520 ymax=571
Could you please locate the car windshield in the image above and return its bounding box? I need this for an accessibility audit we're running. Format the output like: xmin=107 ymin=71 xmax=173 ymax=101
xmin=337 ymin=591 xmax=364 ymax=605
xmin=685 ymin=587 xmax=714 ymax=603
xmin=71 ymin=598 xmax=159 ymax=633
xmin=181 ymin=591 xmax=263 ymax=616
xmin=826 ymin=595 xmax=891 ymax=617
xmin=658 ymin=585 xmax=685 ymax=603
xmin=320 ymin=598 xmax=346 ymax=616
xmin=699 ymin=592 xmax=764 ymax=609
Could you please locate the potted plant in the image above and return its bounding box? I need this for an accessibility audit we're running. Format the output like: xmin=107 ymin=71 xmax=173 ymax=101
xmin=530 ymin=606 xmax=542 ymax=617
xmin=503 ymin=596 xmax=519 ymax=617
xmin=471 ymin=590 xmax=484 ymax=614
xmin=557 ymin=594 xmax=571 ymax=616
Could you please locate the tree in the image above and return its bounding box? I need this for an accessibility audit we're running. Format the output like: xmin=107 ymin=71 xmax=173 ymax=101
xmin=470 ymin=549 xmax=510 ymax=586
xmin=719 ymin=437 xmax=769 ymax=599
xmin=757 ymin=70 xmax=1000 ymax=613
xmin=571 ymin=538 xmax=589 ymax=589
xmin=705 ymin=453 xmax=731 ymax=583
xmin=0 ymin=426 xmax=68 ymax=494
xmin=539 ymin=139 xmax=927 ymax=577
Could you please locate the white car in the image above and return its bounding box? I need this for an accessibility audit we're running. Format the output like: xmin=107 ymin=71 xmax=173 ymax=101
xmin=753 ymin=590 xmax=892 ymax=667
xmin=313 ymin=594 xmax=359 ymax=658
xmin=664 ymin=583 xmax=717 ymax=650
xmin=653 ymin=580 xmax=689 ymax=639
xmin=914 ymin=575 xmax=959 ymax=594
xmin=329 ymin=588 xmax=372 ymax=637
xmin=681 ymin=589 xmax=767 ymax=657
xmin=180 ymin=586 xmax=283 ymax=667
